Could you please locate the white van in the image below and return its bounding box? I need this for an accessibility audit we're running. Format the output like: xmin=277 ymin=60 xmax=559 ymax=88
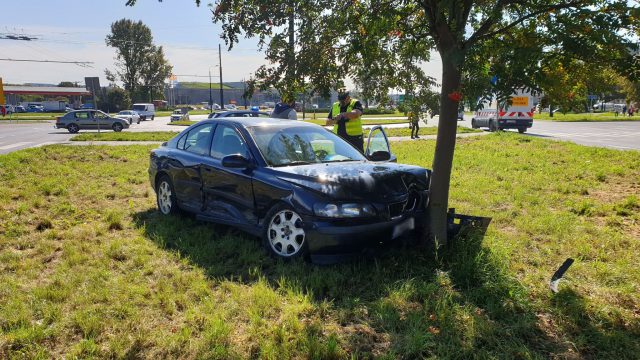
xmin=471 ymin=90 xmax=534 ymax=133
xmin=132 ymin=103 xmax=156 ymax=121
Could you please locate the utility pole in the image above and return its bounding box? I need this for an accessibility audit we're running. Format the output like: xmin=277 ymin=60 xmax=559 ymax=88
xmin=209 ymin=68 xmax=213 ymax=114
xmin=218 ymin=44 xmax=224 ymax=107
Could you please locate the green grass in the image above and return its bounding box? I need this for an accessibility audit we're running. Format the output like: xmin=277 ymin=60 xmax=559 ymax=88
xmin=381 ymin=126 xmax=481 ymax=137
xmin=167 ymin=120 xmax=199 ymax=126
xmin=70 ymin=132 xmax=179 ymax=142
xmin=300 ymin=111 xmax=405 ymax=119
xmin=0 ymin=135 xmax=638 ymax=358
xmin=534 ymin=112 xmax=640 ymax=122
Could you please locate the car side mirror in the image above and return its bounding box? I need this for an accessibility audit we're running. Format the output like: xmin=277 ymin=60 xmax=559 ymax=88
xmin=221 ymin=154 xmax=251 ymax=168
xmin=368 ymin=150 xmax=391 ymax=162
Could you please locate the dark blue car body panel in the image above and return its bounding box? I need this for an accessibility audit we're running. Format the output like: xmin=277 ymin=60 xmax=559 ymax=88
xmin=149 ymin=118 xmax=430 ymax=261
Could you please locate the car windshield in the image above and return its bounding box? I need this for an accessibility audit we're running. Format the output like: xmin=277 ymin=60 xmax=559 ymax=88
xmin=248 ymin=125 xmax=366 ymax=167
xmin=118 ymin=111 xmax=128 ymax=114
xmin=132 ymin=105 xmax=146 ymax=111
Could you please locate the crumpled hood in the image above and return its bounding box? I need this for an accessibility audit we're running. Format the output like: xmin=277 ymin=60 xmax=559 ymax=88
xmin=273 ymin=161 xmax=428 ymax=201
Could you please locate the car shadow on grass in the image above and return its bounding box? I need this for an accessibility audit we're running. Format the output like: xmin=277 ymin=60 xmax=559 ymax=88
xmin=131 ymin=209 xmax=637 ymax=358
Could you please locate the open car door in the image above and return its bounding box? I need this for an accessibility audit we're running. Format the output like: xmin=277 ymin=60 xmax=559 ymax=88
xmin=364 ymin=125 xmax=396 ymax=162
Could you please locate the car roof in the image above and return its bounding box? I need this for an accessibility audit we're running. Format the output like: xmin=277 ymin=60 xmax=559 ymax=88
xmin=200 ymin=117 xmax=318 ymax=129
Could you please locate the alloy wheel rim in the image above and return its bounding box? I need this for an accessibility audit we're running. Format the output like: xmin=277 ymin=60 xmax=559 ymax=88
xmin=158 ymin=181 xmax=172 ymax=214
xmin=268 ymin=210 xmax=305 ymax=257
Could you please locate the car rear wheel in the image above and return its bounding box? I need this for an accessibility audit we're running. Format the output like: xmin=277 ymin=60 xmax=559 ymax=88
xmin=489 ymin=120 xmax=497 ymax=132
xmin=263 ymin=204 xmax=307 ymax=259
xmin=156 ymin=175 xmax=179 ymax=215
xmin=112 ymin=122 xmax=124 ymax=132
xmin=67 ymin=123 xmax=79 ymax=133
xmin=151 ymin=116 xmax=155 ymax=120
xmin=518 ymin=127 xmax=527 ymax=134
xmin=140 ymin=116 xmax=146 ymax=121
xmin=471 ymin=118 xmax=477 ymax=129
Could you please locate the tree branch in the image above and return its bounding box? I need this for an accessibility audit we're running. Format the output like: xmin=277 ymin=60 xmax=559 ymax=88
xmin=466 ymin=0 xmax=589 ymax=47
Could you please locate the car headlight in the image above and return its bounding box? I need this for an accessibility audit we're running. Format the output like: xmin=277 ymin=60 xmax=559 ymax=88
xmin=313 ymin=203 xmax=376 ymax=218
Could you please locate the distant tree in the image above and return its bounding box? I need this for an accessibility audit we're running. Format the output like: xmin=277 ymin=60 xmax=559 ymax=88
xmin=105 ymin=19 xmax=171 ymax=102
xmin=57 ymin=81 xmax=76 ymax=88
xmin=140 ymin=46 xmax=172 ymax=101
xmin=100 ymin=87 xmax=131 ymax=113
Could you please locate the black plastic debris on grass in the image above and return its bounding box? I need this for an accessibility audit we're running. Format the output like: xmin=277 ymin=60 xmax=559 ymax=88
xmin=447 ymin=208 xmax=492 ymax=239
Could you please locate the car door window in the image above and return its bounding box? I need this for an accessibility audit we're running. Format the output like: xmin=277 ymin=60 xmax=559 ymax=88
xmin=74 ymin=112 xmax=89 ymax=119
xmin=182 ymin=124 xmax=214 ymax=156
xmin=210 ymin=125 xmax=249 ymax=159
xmin=365 ymin=126 xmax=391 ymax=157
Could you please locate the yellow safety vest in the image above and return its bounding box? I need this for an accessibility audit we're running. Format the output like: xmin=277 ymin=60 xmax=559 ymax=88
xmin=332 ymin=99 xmax=362 ymax=136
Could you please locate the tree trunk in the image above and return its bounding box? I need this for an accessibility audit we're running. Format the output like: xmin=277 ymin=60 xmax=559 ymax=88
xmin=427 ymin=49 xmax=463 ymax=246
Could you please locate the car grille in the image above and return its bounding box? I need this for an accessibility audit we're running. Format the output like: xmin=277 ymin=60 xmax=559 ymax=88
xmin=388 ymin=192 xmax=420 ymax=219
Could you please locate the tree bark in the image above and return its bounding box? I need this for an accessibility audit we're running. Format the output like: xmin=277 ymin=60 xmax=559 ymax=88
xmin=427 ymin=49 xmax=463 ymax=246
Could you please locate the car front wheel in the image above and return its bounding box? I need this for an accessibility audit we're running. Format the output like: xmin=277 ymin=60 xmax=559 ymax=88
xmin=67 ymin=123 xmax=79 ymax=133
xmin=156 ymin=175 xmax=179 ymax=215
xmin=518 ymin=127 xmax=527 ymax=134
xmin=112 ymin=123 xmax=124 ymax=132
xmin=263 ymin=204 xmax=307 ymax=259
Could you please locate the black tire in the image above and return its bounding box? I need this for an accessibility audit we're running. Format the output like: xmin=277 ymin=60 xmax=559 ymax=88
xmin=112 ymin=122 xmax=124 ymax=132
xmin=156 ymin=175 xmax=180 ymax=215
xmin=262 ymin=203 xmax=308 ymax=260
xmin=489 ymin=120 xmax=497 ymax=132
xmin=151 ymin=115 xmax=155 ymax=121
xmin=128 ymin=119 xmax=133 ymax=125
xmin=471 ymin=118 xmax=477 ymax=129
xmin=140 ymin=116 xmax=146 ymax=121
xmin=518 ymin=127 xmax=527 ymax=134
xmin=137 ymin=118 xmax=141 ymax=124
xmin=67 ymin=123 xmax=79 ymax=133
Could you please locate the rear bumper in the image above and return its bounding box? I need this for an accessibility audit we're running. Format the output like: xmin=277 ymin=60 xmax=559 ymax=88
xmin=498 ymin=119 xmax=532 ymax=129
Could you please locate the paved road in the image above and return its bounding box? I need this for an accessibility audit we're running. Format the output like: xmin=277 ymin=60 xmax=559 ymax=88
xmin=1 ymin=115 xmax=639 ymax=155
xmin=451 ymin=116 xmax=640 ymax=151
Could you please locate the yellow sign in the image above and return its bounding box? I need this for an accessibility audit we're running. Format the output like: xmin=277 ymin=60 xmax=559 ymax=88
xmin=0 ymin=77 xmax=5 ymax=105
xmin=511 ymin=96 xmax=528 ymax=107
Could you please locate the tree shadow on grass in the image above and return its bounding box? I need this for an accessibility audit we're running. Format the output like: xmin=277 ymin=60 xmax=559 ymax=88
xmin=131 ymin=209 xmax=638 ymax=358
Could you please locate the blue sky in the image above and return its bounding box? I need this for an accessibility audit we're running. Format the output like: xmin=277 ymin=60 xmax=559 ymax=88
xmin=1 ymin=0 xmax=441 ymax=89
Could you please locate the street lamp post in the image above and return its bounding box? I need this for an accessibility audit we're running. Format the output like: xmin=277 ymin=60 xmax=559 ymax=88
xmin=219 ymin=44 xmax=224 ymax=107
xmin=208 ymin=68 xmax=213 ymax=114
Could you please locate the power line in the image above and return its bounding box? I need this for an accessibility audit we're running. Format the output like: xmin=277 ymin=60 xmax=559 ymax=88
xmin=0 ymin=58 xmax=94 ymax=67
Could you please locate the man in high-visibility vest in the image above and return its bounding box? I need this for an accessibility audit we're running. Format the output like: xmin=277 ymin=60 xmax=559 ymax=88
xmin=326 ymin=91 xmax=364 ymax=152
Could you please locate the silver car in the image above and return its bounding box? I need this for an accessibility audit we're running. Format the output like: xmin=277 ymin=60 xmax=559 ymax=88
xmin=55 ymin=110 xmax=130 ymax=133
xmin=116 ymin=110 xmax=141 ymax=124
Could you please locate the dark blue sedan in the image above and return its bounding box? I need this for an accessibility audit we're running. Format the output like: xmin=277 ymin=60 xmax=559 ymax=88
xmin=148 ymin=118 xmax=430 ymax=262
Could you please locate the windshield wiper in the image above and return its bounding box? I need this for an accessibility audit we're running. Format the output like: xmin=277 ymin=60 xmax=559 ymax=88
xmin=321 ymin=159 xmax=357 ymax=163
xmin=273 ymin=160 xmax=314 ymax=167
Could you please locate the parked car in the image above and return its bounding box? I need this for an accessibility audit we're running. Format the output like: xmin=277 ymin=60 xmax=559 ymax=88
xmin=13 ymin=105 xmax=26 ymax=113
xmin=0 ymin=105 xmax=14 ymax=114
xmin=457 ymin=109 xmax=464 ymax=121
xmin=208 ymin=110 xmax=271 ymax=119
xmin=55 ymin=110 xmax=130 ymax=133
xmin=132 ymin=103 xmax=156 ymax=121
xmin=26 ymin=105 xmax=44 ymax=113
xmin=170 ymin=109 xmax=190 ymax=122
xmin=223 ymin=104 xmax=238 ymax=110
xmin=116 ymin=110 xmax=141 ymax=124
xmin=148 ymin=118 xmax=430 ymax=262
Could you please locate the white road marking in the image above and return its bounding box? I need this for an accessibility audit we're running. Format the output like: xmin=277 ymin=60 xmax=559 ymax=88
xmin=0 ymin=142 xmax=33 ymax=150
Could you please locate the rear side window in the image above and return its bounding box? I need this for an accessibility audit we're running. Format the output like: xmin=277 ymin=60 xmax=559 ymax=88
xmin=74 ymin=112 xmax=90 ymax=119
xmin=180 ymin=124 xmax=214 ymax=156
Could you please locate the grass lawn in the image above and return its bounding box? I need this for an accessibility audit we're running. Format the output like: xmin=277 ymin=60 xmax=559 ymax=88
xmin=534 ymin=112 xmax=640 ymax=122
xmin=382 ymin=126 xmax=481 ymax=137
xmin=300 ymin=112 xmax=404 ymax=119
xmin=0 ymin=134 xmax=638 ymax=358
xmin=70 ymin=132 xmax=179 ymax=142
